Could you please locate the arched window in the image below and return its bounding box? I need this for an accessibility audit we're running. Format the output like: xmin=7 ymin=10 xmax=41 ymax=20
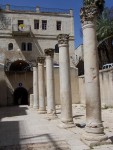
xmin=55 ymin=44 xmax=59 ymax=53
xmin=8 ymin=43 xmax=13 ymax=50
xmin=21 ymin=42 xmax=26 ymax=51
xmin=27 ymin=43 xmax=32 ymax=51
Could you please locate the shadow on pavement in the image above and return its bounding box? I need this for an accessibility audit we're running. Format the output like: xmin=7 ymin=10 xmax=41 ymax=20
xmin=109 ymin=136 xmax=113 ymax=143
xmin=0 ymin=106 xmax=28 ymax=120
xmin=0 ymin=106 xmax=70 ymax=150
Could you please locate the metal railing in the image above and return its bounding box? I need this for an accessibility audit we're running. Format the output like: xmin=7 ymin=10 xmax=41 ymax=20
xmin=39 ymin=7 xmax=70 ymax=14
xmin=0 ymin=4 xmax=70 ymax=14
xmin=10 ymin=5 xmax=36 ymax=12
xmin=12 ymin=24 xmax=31 ymax=32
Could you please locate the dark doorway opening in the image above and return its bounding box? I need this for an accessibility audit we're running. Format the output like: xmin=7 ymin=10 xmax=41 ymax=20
xmin=14 ymin=87 xmax=28 ymax=105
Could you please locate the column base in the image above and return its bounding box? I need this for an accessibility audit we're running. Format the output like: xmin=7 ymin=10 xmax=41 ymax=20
xmin=38 ymin=110 xmax=47 ymax=114
xmin=33 ymin=106 xmax=38 ymax=109
xmin=46 ymin=113 xmax=57 ymax=120
xmin=58 ymin=121 xmax=75 ymax=129
xmin=81 ymin=132 xmax=111 ymax=147
xmin=29 ymin=105 xmax=33 ymax=109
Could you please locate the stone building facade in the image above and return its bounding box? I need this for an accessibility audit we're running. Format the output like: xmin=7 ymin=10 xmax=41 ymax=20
xmin=0 ymin=4 xmax=75 ymax=106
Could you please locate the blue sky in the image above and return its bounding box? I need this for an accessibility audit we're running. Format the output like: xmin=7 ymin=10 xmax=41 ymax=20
xmin=0 ymin=0 xmax=113 ymax=48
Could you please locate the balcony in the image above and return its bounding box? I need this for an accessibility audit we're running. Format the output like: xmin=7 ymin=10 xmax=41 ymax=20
xmin=12 ymin=24 xmax=31 ymax=36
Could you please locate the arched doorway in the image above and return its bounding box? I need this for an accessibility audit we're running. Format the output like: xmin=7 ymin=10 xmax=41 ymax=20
xmin=14 ymin=87 xmax=28 ymax=105
xmin=5 ymin=59 xmax=32 ymax=72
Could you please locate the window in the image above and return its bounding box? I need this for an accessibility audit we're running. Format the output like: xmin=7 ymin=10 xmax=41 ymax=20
xmin=42 ymin=20 xmax=47 ymax=30
xmin=56 ymin=21 xmax=61 ymax=30
xmin=21 ymin=42 xmax=32 ymax=51
xmin=18 ymin=20 xmax=24 ymax=26
xmin=55 ymin=44 xmax=59 ymax=53
xmin=27 ymin=43 xmax=32 ymax=51
xmin=21 ymin=42 xmax=26 ymax=51
xmin=34 ymin=20 xmax=39 ymax=29
xmin=8 ymin=43 xmax=13 ymax=50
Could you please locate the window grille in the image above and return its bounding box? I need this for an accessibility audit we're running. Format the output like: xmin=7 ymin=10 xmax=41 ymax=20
xmin=21 ymin=42 xmax=26 ymax=51
xmin=34 ymin=20 xmax=39 ymax=29
xmin=56 ymin=21 xmax=61 ymax=30
xmin=42 ymin=20 xmax=47 ymax=30
xmin=8 ymin=43 xmax=13 ymax=50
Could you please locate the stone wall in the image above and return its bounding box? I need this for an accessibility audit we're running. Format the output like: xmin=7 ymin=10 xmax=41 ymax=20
xmin=53 ymin=67 xmax=80 ymax=105
xmin=0 ymin=66 xmax=7 ymax=106
xmin=78 ymin=68 xmax=113 ymax=107
xmin=0 ymin=37 xmax=74 ymax=65
xmin=0 ymin=10 xmax=75 ymax=65
xmin=0 ymin=66 xmax=79 ymax=106
xmin=0 ymin=67 xmax=33 ymax=106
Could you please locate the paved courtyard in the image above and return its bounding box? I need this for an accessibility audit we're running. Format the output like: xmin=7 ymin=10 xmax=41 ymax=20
xmin=0 ymin=104 xmax=113 ymax=150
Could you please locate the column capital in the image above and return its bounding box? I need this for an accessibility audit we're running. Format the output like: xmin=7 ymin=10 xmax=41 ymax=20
xmin=44 ymin=48 xmax=54 ymax=57
xmin=57 ymin=34 xmax=69 ymax=45
xmin=80 ymin=0 xmax=105 ymax=24
xmin=80 ymin=5 xmax=98 ymax=24
xmin=37 ymin=57 xmax=45 ymax=64
xmin=30 ymin=60 xmax=37 ymax=67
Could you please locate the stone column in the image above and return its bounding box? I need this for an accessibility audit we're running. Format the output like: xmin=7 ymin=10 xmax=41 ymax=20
xmin=57 ymin=34 xmax=74 ymax=128
xmin=80 ymin=1 xmax=108 ymax=146
xmin=44 ymin=49 xmax=56 ymax=118
xmin=29 ymin=94 xmax=34 ymax=108
xmin=37 ymin=57 xmax=46 ymax=114
xmin=33 ymin=65 xmax=38 ymax=109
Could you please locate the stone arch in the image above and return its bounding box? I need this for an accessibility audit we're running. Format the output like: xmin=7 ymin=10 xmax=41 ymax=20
xmin=4 ymin=59 xmax=32 ymax=72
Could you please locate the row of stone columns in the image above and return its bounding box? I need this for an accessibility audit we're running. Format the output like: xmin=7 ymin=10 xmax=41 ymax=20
xmin=30 ymin=31 xmax=109 ymax=146
xmin=30 ymin=34 xmax=74 ymax=127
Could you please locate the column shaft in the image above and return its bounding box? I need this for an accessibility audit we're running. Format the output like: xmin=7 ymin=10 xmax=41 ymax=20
xmin=57 ymin=34 xmax=74 ymax=128
xmin=83 ymin=22 xmax=102 ymax=127
xmin=33 ymin=66 xmax=38 ymax=109
xmin=46 ymin=55 xmax=55 ymax=113
xmin=29 ymin=94 xmax=34 ymax=108
xmin=80 ymin=2 xmax=109 ymax=145
xmin=81 ymin=21 xmax=108 ymax=146
xmin=59 ymin=45 xmax=72 ymax=122
xmin=38 ymin=57 xmax=46 ymax=113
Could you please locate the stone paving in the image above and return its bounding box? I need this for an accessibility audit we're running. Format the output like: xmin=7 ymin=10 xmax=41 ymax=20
xmin=0 ymin=104 xmax=113 ymax=150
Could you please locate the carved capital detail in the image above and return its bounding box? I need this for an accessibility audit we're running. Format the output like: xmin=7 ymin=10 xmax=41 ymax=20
xmin=80 ymin=5 xmax=98 ymax=24
xmin=80 ymin=0 xmax=105 ymax=24
xmin=44 ymin=48 xmax=54 ymax=57
xmin=30 ymin=59 xmax=37 ymax=67
xmin=57 ymin=34 xmax=69 ymax=45
xmin=37 ymin=57 xmax=45 ymax=64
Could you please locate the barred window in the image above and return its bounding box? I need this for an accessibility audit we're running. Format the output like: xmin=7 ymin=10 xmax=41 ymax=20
xmin=56 ymin=21 xmax=61 ymax=30
xmin=27 ymin=43 xmax=32 ymax=51
xmin=8 ymin=43 xmax=13 ymax=50
xmin=34 ymin=20 xmax=39 ymax=29
xmin=21 ymin=42 xmax=26 ymax=51
xmin=42 ymin=20 xmax=47 ymax=30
